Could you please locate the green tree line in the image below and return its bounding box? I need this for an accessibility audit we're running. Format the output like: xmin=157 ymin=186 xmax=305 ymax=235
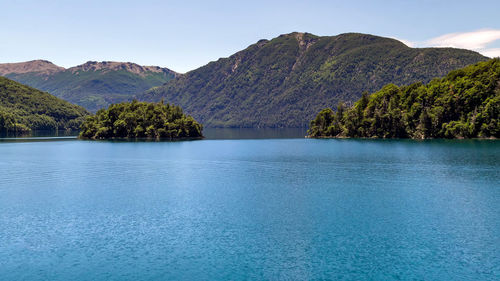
xmin=308 ymin=59 xmax=500 ymax=139
xmin=79 ymin=100 xmax=203 ymax=139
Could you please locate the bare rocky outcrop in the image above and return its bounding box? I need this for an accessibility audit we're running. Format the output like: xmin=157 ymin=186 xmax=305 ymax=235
xmin=68 ymin=61 xmax=178 ymax=77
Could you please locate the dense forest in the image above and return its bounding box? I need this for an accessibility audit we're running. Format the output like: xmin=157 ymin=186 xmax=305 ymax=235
xmin=139 ymin=32 xmax=486 ymax=127
xmin=79 ymin=100 xmax=203 ymax=140
xmin=308 ymin=59 xmax=500 ymax=139
xmin=0 ymin=76 xmax=89 ymax=132
xmin=1 ymin=60 xmax=177 ymax=112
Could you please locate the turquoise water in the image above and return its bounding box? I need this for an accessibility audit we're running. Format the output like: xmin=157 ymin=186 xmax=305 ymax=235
xmin=0 ymin=136 xmax=499 ymax=280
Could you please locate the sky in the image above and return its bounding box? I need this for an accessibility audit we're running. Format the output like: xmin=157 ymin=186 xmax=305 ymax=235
xmin=1 ymin=0 xmax=499 ymax=73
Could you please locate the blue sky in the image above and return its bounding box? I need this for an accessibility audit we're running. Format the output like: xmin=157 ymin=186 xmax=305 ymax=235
xmin=1 ymin=0 xmax=499 ymax=73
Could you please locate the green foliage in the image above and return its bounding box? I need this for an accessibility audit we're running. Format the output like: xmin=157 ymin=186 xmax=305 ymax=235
xmin=308 ymin=59 xmax=500 ymax=139
xmin=5 ymin=66 xmax=176 ymax=112
xmin=0 ymin=76 xmax=89 ymax=132
xmin=79 ymin=100 xmax=203 ymax=140
xmin=139 ymin=32 xmax=487 ymax=127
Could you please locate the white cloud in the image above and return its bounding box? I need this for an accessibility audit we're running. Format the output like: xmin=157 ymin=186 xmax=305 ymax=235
xmin=478 ymin=48 xmax=500 ymax=58
xmin=425 ymin=29 xmax=500 ymax=50
xmin=395 ymin=29 xmax=500 ymax=58
xmin=423 ymin=29 xmax=500 ymax=58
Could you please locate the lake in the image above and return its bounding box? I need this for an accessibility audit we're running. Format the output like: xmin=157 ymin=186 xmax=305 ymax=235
xmin=0 ymin=130 xmax=499 ymax=280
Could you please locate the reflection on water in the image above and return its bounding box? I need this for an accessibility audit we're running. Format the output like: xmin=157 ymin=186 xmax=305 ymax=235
xmin=0 ymin=128 xmax=308 ymax=142
xmin=203 ymin=127 xmax=308 ymax=139
xmin=0 ymin=130 xmax=78 ymax=143
xmin=0 ymin=137 xmax=499 ymax=280
xmin=0 ymin=130 xmax=78 ymax=138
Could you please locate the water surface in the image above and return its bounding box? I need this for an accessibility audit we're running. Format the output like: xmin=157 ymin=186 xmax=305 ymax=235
xmin=0 ymin=136 xmax=498 ymax=280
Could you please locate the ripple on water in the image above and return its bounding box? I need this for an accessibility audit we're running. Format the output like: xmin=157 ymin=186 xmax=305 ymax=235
xmin=0 ymin=139 xmax=499 ymax=280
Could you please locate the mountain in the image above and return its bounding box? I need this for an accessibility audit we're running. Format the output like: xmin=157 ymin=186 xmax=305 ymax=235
xmin=139 ymin=32 xmax=488 ymax=127
xmin=308 ymin=59 xmax=500 ymax=139
xmin=0 ymin=76 xmax=89 ymax=132
xmin=0 ymin=60 xmax=177 ymax=112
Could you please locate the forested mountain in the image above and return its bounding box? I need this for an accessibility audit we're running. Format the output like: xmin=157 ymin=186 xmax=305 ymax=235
xmin=0 ymin=76 xmax=89 ymax=132
xmin=139 ymin=32 xmax=487 ymax=127
xmin=0 ymin=60 xmax=177 ymax=112
xmin=308 ymin=59 xmax=500 ymax=139
xmin=79 ymin=101 xmax=203 ymax=140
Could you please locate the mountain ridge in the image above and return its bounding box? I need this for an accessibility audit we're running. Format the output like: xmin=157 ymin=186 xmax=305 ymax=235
xmin=138 ymin=32 xmax=488 ymax=127
xmin=0 ymin=60 xmax=64 ymax=75
xmin=0 ymin=60 xmax=178 ymax=112
xmin=67 ymin=61 xmax=179 ymax=77
xmin=0 ymin=60 xmax=179 ymax=77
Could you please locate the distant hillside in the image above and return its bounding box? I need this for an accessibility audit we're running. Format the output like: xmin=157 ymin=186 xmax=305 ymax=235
xmin=308 ymin=59 xmax=500 ymax=139
xmin=0 ymin=76 xmax=89 ymax=132
xmin=139 ymin=32 xmax=488 ymax=127
xmin=0 ymin=60 xmax=178 ymax=112
xmin=0 ymin=60 xmax=64 ymax=75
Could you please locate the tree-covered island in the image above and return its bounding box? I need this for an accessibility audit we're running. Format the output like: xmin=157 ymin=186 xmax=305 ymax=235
xmin=79 ymin=100 xmax=203 ymax=140
xmin=308 ymin=59 xmax=500 ymax=139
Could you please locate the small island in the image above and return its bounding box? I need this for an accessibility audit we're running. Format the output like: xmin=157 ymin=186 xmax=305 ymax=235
xmin=308 ymin=59 xmax=499 ymax=139
xmin=79 ymin=100 xmax=203 ymax=140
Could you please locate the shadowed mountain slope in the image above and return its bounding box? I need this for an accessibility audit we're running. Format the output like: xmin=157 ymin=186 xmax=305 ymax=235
xmin=0 ymin=76 xmax=89 ymax=132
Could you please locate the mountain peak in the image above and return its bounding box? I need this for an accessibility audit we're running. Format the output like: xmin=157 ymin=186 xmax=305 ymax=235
xmin=68 ymin=61 xmax=177 ymax=77
xmin=333 ymin=33 xmax=410 ymax=48
xmin=275 ymin=32 xmax=319 ymax=42
xmin=0 ymin=60 xmax=65 ymax=75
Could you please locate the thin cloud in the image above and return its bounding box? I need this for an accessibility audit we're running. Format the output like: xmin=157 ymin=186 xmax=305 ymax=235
xmin=395 ymin=29 xmax=500 ymax=58
xmin=424 ymin=29 xmax=500 ymax=58
xmin=480 ymin=48 xmax=500 ymax=58
xmin=425 ymin=29 xmax=500 ymax=50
